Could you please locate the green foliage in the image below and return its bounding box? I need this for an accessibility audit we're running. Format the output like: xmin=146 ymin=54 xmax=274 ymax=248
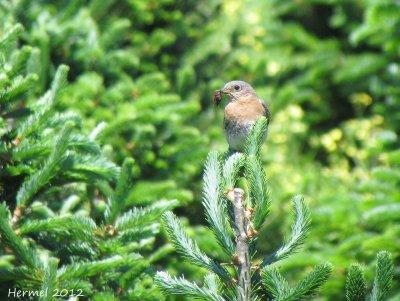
xmin=156 ymin=272 xmax=226 ymax=301
xmin=161 ymin=211 xmax=231 ymax=283
xmin=345 ymin=265 xmax=366 ymax=301
xmin=203 ymin=151 xmax=235 ymax=256
xmin=156 ymin=119 xmax=331 ymax=300
xmin=0 ymin=25 xmax=174 ymax=299
xmin=2 ymin=0 xmax=207 ymax=209
xmin=0 ymin=0 xmax=398 ymax=299
xmin=371 ymin=251 xmax=394 ymax=301
xmin=0 ymin=204 xmax=39 ymax=270
xmin=244 ymin=118 xmax=271 ymax=232
xmin=16 ymin=121 xmax=72 ymax=207
xmin=345 ymin=251 xmax=394 ymax=301
xmin=262 ymin=196 xmax=310 ymax=267
xmin=262 ymin=263 xmax=332 ymax=301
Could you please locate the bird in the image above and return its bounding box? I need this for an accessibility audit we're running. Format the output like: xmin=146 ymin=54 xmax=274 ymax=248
xmin=214 ymin=80 xmax=270 ymax=152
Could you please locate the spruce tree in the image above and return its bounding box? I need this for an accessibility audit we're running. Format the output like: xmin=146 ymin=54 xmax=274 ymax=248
xmin=0 ymin=24 xmax=175 ymax=300
xmin=1 ymin=1 xmax=398 ymax=299
xmin=155 ymin=117 xmax=332 ymax=300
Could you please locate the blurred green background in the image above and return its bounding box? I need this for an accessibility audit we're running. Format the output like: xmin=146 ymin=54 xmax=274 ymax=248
xmin=1 ymin=0 xmax=399 ymax=299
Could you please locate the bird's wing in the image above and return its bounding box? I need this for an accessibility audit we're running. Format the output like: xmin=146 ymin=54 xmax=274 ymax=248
xmin=261 ymin=99 xmax=271 ymax=124
xmin=223 ymin=114 xmax=231 ymax=131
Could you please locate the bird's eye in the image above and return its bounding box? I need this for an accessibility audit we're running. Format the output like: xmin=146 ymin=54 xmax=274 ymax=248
xmin=234 ymin=84 xmax=241 ymax=91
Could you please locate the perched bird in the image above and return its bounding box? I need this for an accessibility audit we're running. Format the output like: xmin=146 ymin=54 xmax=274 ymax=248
xmin=214 ymin=80 xmax=270 ymax=152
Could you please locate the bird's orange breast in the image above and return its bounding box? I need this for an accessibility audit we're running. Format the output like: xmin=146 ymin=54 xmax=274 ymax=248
xmin=224 ymin=97 xmax=266 ymax=123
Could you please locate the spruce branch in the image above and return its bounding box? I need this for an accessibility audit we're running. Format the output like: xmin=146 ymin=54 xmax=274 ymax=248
xmin=245 ymin=155 xmax=270 ymax=230
xmin=17 ymin=91 xmax=52 ymax=137
xmin=118 ymin=258 xmax=150 ymax=289
xmin=116 ymin=224 xmax=158 ymax=243
xmin=61 ymin=242 xmax=96 ymax=258
xmin=289 ymin=263 xmax=332 ymax=300
xmin=223 ymin=152 xmax=244 ymax=190
xmin=346 ymin=264 xmax=366 ymax=301
xmin=115 ymin=199 xmax=178 ymax=231
xmin=161 ymin=211 xmax=231 ymax=282
xmin=50 ymin=64 xmax=69 ymax=99
xmin=0 ymin=203 xmax=39 ymax=269
xmin=89 ymin=121 xmax=107 ymax=140
xmin=0 ymin=24 xmax=23 ymax=49
xmin=59 ymin=279 xmax=93 ymax=295
xmin=261 ymin=263 xmax=331 ymax=301
xmin=47 ymin=112 xmax=81 ymax=130
xmin=0 ymin=266 xmax=34 ymax=281
xmin=15 ymin=122 xmax=72 ymax=208
xmin=371 ymin=251 xmax=393 ymax=301
xmin=261 ymin=266 xmax=291 ymax=299
xmin=18 ymin=65 xmax=69 ymax=138
xmin=203 ymin=151 xmax=235 ymax=256
xmin=12 ymin=141 xmax=53 ymax=161
xmin=67 ymin=134 xmax=102 ymax=154
xmin=204 ymin=273 xmax=222 ymax=293
xmin=64 ymin=155 xmax=119 ymax=182
xmin=13 ymin=123 xmax=96 ymax=162
xmin=262 ymin=195 xmax=310 ymax=267
xmin=155 ymin=271 xmax=226 ymax=301
xmin=18 ymin=215 xmax=96 ymax=241
xmin=7 ymin=45 xmax=32 ymax=78
xmin=39 ymin=257 xmax=58 ymax=301
xmin=245 ymin=117 xmax=268 ymax=157
xmin=0 ymin=74 xmax=38 ymax=105
xmin=105 ymin=158 xmax=135 ymax=224
xmin=58 ymin=254 xmax=142 ymax=281
xmin=230 ymin=188 xmax=251 ymax=301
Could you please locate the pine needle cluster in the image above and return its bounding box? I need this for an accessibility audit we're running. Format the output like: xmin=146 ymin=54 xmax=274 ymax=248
xmin=345 ymin=251 xmax=394 ymax=301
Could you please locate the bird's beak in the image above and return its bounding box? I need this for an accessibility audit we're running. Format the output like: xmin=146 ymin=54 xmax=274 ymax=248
xmin=220 ymin=86 xmax=229 ymax=94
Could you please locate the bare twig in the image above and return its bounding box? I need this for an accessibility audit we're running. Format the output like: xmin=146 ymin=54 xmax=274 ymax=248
xmin=230 ymin=188 xmax=251 ymax=301
xmin=12 ymin=205 xmax=25 ymax=226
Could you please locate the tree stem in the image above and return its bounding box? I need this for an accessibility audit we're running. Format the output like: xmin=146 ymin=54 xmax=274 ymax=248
xmin=232 ymin=188 xmax=251 ymax=301
xmin=12 ymin=205 xmax=25 ymax=226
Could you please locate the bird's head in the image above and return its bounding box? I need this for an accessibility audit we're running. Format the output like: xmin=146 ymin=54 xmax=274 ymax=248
xmin=213 ymin=80 xmax=256 ymax=105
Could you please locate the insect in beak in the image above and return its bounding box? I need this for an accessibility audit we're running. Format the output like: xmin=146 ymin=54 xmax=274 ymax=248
xmin=213 ymin=90 xmax=223 ymax=105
